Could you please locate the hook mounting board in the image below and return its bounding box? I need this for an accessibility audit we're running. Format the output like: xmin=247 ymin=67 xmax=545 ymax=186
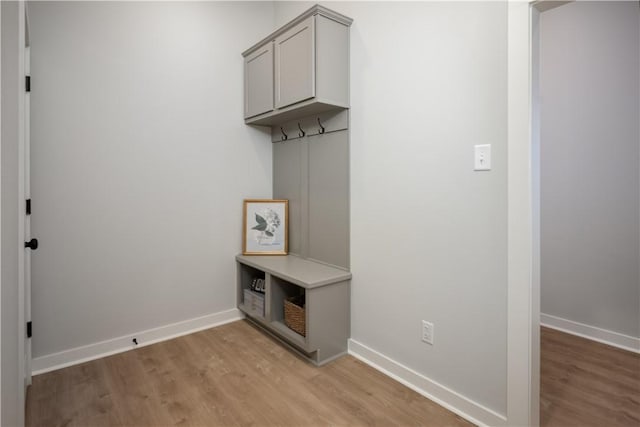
xmin=271 ymin=110 xmax=348 ymax=143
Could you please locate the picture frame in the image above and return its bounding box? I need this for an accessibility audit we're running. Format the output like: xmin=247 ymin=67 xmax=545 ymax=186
xmin=243 ymin=199 xmax=289 ymax=255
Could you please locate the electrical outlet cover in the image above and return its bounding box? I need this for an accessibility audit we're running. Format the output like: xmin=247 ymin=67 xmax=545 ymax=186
xmin=422 ymin=320 xmax=434 ymax=345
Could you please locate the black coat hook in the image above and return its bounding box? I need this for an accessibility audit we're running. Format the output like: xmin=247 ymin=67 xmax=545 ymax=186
xmin=317 ymin=117 xmax=325 ymax=134
xmin=298 ymin=123 xmax=306 ymax=138
xmin=280 ymin=127 xmax=288 ymax=141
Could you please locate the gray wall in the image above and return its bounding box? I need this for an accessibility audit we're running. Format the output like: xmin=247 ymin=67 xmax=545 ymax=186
xmin=29 ymin=1 xmax=274 ymax=358
xmin=540 ymin=2 xmax=640 ymax=338
xmin=276 ymin=1 xmax=509 ymax=415
xmin=1 ymin=1 xmax=23 ymax=425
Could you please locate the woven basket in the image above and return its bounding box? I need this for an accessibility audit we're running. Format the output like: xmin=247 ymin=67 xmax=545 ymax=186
xmin=284 ymin=295 xmax=306 ymax=337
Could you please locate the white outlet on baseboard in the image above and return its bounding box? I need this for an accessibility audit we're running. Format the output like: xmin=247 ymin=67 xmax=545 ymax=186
xmin=422 ymin=320 xmax=434 ymax=345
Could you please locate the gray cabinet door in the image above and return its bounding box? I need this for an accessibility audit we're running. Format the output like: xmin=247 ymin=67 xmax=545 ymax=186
xmin=244 ymin=43 xmax=274 ymax=119
xmin=274 ymin=16 xmax=315 ymax=109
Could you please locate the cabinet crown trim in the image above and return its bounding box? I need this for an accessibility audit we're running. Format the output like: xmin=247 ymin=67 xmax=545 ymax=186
xmin=242 ymin=4 xmax=353 ymax=58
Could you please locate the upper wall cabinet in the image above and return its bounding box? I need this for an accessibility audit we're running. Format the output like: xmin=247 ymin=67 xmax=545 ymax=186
xmin=242 ymin=5 xmax=352 ymax=126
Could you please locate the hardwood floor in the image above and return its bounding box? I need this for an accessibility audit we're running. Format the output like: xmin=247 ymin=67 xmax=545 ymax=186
xmin=26 ymin=322 xmax=640 ymax=427
xmin=26 ymin=320 xmax=471 ymax=427
xmin=540 ymin=326 xmax=640 ymax=427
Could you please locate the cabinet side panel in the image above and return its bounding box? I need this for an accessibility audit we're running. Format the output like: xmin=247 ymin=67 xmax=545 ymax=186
xmin=315 ymin=16 xmax=349 ymax=107
xmin=273 ymin=141 xmax=303 ymax=256
xmin=308 ymin=131 xmax=349 ymax=269
xmin=307 ymin=280 xmax=350 ymax=363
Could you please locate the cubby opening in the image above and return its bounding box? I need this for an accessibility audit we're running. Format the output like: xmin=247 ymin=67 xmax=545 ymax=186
xmin=270 ymin=275 xmax=306 ymax=344
xmin=239 ymin=264 xmax=266 ymax=318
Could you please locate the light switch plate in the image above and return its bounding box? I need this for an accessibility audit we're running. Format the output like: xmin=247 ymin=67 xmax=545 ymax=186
xmin=474 ymin=144 xmax=491 ymax=171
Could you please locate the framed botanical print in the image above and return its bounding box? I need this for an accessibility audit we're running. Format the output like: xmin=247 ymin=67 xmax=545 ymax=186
xmin=243 ymin=199 xmax=288 ymax=255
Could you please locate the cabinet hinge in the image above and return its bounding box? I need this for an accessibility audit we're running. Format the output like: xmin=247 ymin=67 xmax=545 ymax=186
xmin=27 ymin=321 xmax=32 ymax=338
xmin=25 ymin=75 xmax=31 ymax=93
xmin=26 ymin=199 xmax=31 ymax=215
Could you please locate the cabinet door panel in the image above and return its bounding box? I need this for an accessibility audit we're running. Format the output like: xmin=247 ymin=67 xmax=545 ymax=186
xmin=275 ymin=16 xmax=315 ymax=109
xmin=244 ymin=43 xmax=273 ymax=119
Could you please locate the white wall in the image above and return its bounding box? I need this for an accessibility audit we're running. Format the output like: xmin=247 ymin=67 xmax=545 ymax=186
xmin=29 ymin=1 xmax=273 ymax=359
xmin=1 ymin=1 xmax=24 ymax=425
xmin=540 ymin=2 xmax=640 ymax=340
xmin=276 ymin=1 xmax=509 ymax=419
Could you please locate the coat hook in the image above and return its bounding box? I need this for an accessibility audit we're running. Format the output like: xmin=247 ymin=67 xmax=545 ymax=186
xmin=317 ymin=117 xmax=325 ymax=134
xmin=298 ymin=123 xmax=306 ymax=138
xmin=280 ymin=127 xmax=288 ymax=141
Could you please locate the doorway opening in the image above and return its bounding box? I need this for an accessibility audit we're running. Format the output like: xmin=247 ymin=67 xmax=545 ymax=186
xmin=532 ymin=2 xmax=640 ymax=425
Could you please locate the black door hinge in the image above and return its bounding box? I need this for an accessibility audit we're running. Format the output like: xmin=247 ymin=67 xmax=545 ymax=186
xmin=26 ymin=199 xmax=31 ymax=215
xmin=27 ymin=321 xmax=32 ymax=338
xmin=25 ymin=76 xmax=31 ymax=92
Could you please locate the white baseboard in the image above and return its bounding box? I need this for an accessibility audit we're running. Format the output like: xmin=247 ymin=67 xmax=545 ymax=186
xmin=541 ymin=313 xmax=640 ymax=353
xmin=32 ymin=308 xmax=244 ymax=375
xmin=348 ymin=339 xmax=507 ymax=427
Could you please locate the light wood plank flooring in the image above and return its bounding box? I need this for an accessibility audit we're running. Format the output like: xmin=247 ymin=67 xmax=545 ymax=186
xmin=540 ymin=326 xmax=640 ymax=427
xmin=26 ymin=320 xmax=470 ymax=427
xmin=26 ymin=322 xmax=640 ymax=427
